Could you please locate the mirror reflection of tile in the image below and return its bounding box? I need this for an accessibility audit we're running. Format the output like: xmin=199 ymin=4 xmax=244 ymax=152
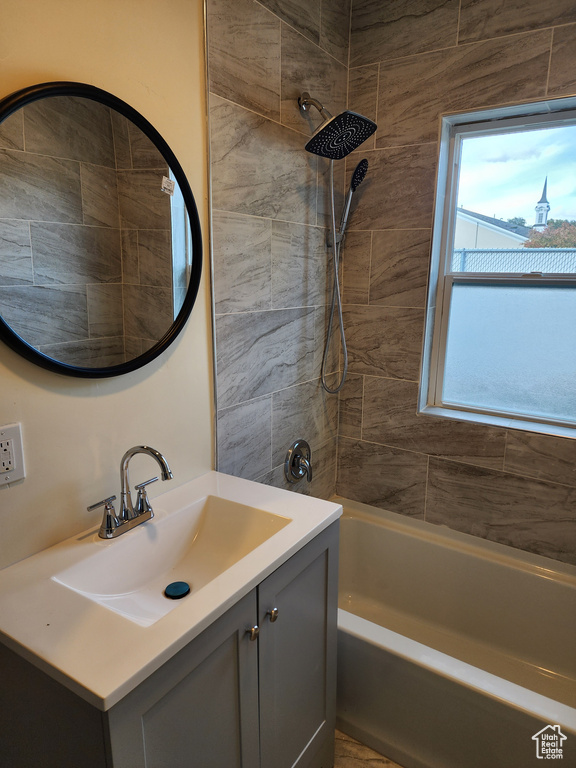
xmin=0 ymin=95 xmax=173 ymax=367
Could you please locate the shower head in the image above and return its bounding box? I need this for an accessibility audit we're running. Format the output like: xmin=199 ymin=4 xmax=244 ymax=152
xmin=298 ymin=92 xmax=377 ymax=160
xmin=350 ymin=158 xmax=369 ymax=191
xmin=305 ymin=111 xmax=377 ymax=159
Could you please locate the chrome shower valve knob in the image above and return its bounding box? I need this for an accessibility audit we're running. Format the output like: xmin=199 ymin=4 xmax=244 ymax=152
xmin=284 ymin=439 xmax=313 ymax=484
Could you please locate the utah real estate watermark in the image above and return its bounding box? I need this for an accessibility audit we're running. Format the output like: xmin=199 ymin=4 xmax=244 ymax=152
xmin=532 ymin=725 xmax=568 ymax=760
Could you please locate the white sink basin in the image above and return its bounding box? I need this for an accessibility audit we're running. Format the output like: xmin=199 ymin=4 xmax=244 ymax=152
xmin=53 ymin=495 xmax=290 ymax=626
xmin=0 ymin=471 xmax=341 ymax=709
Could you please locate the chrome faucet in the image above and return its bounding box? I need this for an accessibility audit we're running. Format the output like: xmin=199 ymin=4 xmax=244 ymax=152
xmin=120 ymin=445 xmax=173 ymax=521
xmin=88 ymin=445 xmax=173 ymax=539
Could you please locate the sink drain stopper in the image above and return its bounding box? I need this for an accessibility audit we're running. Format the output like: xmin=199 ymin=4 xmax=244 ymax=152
xmin=164 ymin=581 xmax=191 ymax=599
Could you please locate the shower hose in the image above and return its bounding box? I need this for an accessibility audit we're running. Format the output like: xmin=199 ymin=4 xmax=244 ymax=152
xmin=321 ymin=159 xmax=348 ymax=394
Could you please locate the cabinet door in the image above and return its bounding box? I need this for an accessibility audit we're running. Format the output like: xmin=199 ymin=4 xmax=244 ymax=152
xmin=258 ymin=523 xmax=339 ymax=768
xmin=107 ymin=590 xmax=260 ymax=768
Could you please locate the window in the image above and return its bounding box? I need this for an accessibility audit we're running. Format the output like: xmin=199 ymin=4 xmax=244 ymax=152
xmin=421 ymin=99 xmax=576 ymax=438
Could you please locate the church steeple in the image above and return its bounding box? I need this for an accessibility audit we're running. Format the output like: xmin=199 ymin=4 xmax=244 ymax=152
xmin=534 ymin=177 xmax=550 ymax=231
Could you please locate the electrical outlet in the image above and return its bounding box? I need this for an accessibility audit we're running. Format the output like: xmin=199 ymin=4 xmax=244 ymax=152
xmin=1 ymin=438 xmax=14 ymax=472
xmin=0 ymin=423 xmax=25 ymax=484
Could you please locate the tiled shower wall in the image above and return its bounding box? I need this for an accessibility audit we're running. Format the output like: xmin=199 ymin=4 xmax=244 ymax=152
xmin=0 ymin=96 xmax=173 ymax=367
xmin=207 ymin=0 xmax=351 ymax=498
xmin=338 ymin=0 xmax=576 ymax=564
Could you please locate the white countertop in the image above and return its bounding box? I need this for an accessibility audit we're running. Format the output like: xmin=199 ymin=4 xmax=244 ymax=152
xmin=0 ymin=472 xmax=341 ymax=710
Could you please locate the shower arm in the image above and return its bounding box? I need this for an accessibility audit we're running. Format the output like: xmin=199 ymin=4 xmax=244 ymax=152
xmin=298 ymin=92 xmax=333 ymax=123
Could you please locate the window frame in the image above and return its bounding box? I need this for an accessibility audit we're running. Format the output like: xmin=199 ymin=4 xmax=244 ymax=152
xmin=419 ymin=97 xmax=576 ymax=439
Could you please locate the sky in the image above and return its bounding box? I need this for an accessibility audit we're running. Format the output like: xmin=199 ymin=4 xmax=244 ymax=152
xmin=457 ymin=124 xmax=576 ymax=223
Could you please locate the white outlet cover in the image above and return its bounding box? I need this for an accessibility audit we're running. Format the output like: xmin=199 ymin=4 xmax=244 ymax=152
xmin=0 ymin=422 xmax=25 ymax=484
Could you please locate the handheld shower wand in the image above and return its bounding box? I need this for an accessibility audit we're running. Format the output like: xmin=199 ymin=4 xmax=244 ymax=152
xmin=339 ymin=158 xmax=369 ymax=238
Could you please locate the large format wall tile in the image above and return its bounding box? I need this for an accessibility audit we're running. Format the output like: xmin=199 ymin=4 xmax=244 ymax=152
xmin=369 ymin=229 xmax=430 ymax=308
xmin=343 ymin=305 xmax=423 ymax=380
xmin=280 ymin=24 xmax=347 ymax=135
xmin=338 ymin=373 xmax=363 ymax=439
xmin=127 ymin=123 xmax=166 ymax=170
xmin=376 ymin=31 xmax=550 ymax=148
xmin=346 ymin=144 xmax=437 ymax=230
xmin=212 ymin=211 xmax=272 ymax=314
xmin=137 ymin=230 xmax=172 ymax=288
xmin=123 ymin=285 xmax=173 ymax=342
xmin=80 ymin=163 xmax=120 ymax=228
xmin=207 ymin=0 xmax=281 ymax=121
xmin=0 ymin=221 xmax=33 ymax=285
xmin=111 ymin=112 xmax=132 ymax=170
xmin=0 ymin=150 xmax=82 ymax=223
xmin=0 ymin=110 xmax=23 ymax=151
xmin=217 ymin=396 xmax=273 ymax=480
xmin=210 ymin=95 xmax=317 ymax=225
xmin=257 ymin=0 xmax=321 ymax=48
xmin=548 ymin=24 xmax=576 ymax=96
xmin=350 ymin=0 xmax=460 ymax=67
xmin=271 ymin=378 xmax=338 ymax=465
xmin=271 ymin=220 xmax=327 ymax=308
xmin=86 ymin=284 xmax=123 ymax=338
xmin=504 ymin=430 xmax=576 ymax=487
xmin=30 ymin=223 xmax=121 ymax=285
xmin=342 ymin=230 xmax=372 ymax=305
xmin=347 ymin=66 xmax=379 ymax=151
xmin=40 ymin=337 xmax=126 ymax=368
xmin=24 ymin=96 xmax=115 ymax=167
xmin=0 ymin=285 xmax=88 ymax=346
xmin=426 ymin=458 xmax=576 ymax=564
xmin=215 ymin=308 xmax=316 ymax=408
xmin=117 ymin=170 xmax=171 ymax=230
xmin=314 ymin=304 xmax=340 ymax=377
xmin=319 ymin=0 xmax=351 ymax=65
xmin=459 ymin=0 xmax=576 ymax=43
xmin=338 ymin=437 xmax=428 ymax=517
xmin=362 ymin=377 xmax=507 ymax=470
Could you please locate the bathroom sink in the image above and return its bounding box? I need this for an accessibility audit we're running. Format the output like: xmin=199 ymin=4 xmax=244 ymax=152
xmin=53 ymin=495 xmax=290 ymax=626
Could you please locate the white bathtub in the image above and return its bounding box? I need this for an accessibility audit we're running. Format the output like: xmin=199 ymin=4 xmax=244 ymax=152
xmin=335 ymin=497 xmax=576 ymax=768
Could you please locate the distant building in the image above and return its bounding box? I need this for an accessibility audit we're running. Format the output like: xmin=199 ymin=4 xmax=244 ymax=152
xmin=454 ymin=208 xmax=530 ymax=249
xmin=533 ymin=177 xmax=550 ymax=231
xmin=455 ymin=179 xmax=549 ymax=249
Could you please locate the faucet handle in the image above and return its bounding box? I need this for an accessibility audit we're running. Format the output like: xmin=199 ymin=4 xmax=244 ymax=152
xmin=87 ymin=495 xmax=117 ymax=512
xmin=88 ymin=496 xmax=120 ymax=539
xmin=134 ymin=477 xmax=158 ymax=516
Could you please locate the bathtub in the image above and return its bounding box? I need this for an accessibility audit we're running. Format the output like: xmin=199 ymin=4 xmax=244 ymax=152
xmin=335 ymin=497 xmax=576 ymax=768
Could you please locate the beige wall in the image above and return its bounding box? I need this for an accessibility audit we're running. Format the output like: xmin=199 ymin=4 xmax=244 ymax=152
xmin=0 ymin=0 xmax=213 ymax=569
xmin=339 ymin=0 xmax=576 ymax=564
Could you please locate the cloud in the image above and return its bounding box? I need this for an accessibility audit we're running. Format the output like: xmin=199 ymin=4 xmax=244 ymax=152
xmin=484 ymin=148 xmax=542 ymax=163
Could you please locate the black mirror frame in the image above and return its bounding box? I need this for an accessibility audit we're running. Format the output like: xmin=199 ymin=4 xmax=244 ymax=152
xmin=0 ymin=81 xmax=203 ymax=378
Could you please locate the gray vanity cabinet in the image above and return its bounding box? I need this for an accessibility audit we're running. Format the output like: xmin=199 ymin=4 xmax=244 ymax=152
xmin=0 ymin=523 xmax=338 ymax=768
xmin=109 ymin=521 xmax=339 ymax=768
xmin=258 ymin=524 xmax=338 ymax=768
xmin=107 ymin=589 xmax=261 ymax=767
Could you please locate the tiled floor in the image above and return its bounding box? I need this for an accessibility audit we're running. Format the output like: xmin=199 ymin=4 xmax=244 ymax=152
xmin=334 ymin=730 xmax=405 ymax=767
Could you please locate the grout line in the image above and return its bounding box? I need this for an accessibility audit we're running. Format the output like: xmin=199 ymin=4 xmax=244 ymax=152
xmin=502 ymin=429 xmax=509 ymax=474
xmin=367 ymin=229 xmax=374 ymax=305
xmin=545 ymin=27 xmax=554 ymax=96
xmin=359 ymin=374 xmax=365 ymax=441
xmin=423 ymin=455 xmax=430 ymax=521
xmin=456 ymin=0 xmax=462 ymax=46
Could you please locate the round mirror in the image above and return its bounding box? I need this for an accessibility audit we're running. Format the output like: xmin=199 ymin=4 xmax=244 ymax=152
xmin=0 ymin=82 xmax=202 ymax=377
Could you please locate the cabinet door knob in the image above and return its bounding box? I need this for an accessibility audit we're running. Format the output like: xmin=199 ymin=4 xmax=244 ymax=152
xmin=246 ymin=625 xmax=260 ymax=641
xmin=266 ymin=607 xmax=279 ymax=623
